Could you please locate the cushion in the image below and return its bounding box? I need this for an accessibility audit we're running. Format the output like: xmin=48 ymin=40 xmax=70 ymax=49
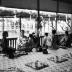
xmin=47 ymin=54 xmax=68 ymax=63
xmin=25 ymin=60 xmax=49 ymax=70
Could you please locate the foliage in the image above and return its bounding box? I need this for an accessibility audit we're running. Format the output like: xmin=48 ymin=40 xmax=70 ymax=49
xmin=0 ymin=10 xmax=14 ymax=17
xmin=16 ymin=12 xmax=30 ymax=18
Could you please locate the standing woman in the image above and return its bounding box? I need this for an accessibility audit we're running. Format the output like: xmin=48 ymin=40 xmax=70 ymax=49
xmin=52 ymin=30 xmax=59 ymax=49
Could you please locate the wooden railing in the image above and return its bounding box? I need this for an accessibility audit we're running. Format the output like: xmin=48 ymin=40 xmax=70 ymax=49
xmin=40 ymin=36 xmax=44 ymax=46
xmin=7 ymin=37 xmax=43 ymax=49
xmin=0 ymin=34 xmax=71 ymax=50
xmin=7 ymin=38 xmax=17 ymax=49
xmin=0 ymin=38 xmax=17 ymax=49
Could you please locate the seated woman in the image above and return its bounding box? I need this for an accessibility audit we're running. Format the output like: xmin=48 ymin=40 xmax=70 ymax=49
xmin=26 ymin=34 xmax=34 ymax=52
xmin=1 ymin=31 xmax=15 ymax=58
xmin=16 ymin=30 xmax=27 ymax=51
xmin=60 ymin=31 xmax=71 ymax=48
xmin=1 ymin=31 xmax=8 ymax=54
xmin=32 ymin=33 xmax=40 ymax=48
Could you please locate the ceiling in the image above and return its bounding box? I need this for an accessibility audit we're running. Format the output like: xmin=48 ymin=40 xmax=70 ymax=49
xmin=0 ymin=0 xmax=72 ymax=13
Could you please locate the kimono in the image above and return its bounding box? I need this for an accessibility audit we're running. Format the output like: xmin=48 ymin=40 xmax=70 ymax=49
xmin=60 ymin=35 xmax=71 ymax=47
xmin=16 ymin=36 xmax=27 ymax=51
xmin=1 ymin=38 xmax=9 ymax=53
xmin=52 ymin=35 xmax=59 ymax=49
xmin=43 ymin=36 xmax=52 ymax=48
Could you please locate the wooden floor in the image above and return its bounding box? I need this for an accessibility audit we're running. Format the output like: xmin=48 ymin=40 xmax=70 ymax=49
xmin=0 ymin=48 xmax=72 ymax=72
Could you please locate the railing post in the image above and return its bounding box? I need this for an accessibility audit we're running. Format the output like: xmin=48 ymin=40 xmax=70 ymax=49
xmin=14 ymin=38 xmax=17 ymax=49
xmin=13 ymin=39 xmax=14 ymax=48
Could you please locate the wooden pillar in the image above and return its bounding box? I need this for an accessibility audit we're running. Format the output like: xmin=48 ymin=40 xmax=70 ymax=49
xmin=2 ymin=17 xmax=4 ymax=32
xmin=37 ymin=0 xmax=40 ymax=36
xmin=30 ymin=11 xmax=32 ymax=20
xmin=71 ymin=15 xmax=72 ymax=33
xmin=48 ymin=16 xmax=50 ymax=32
xmin=19 ymin=17 xmax=21 ymax=32
xmin=56 ymin=0 xmax=59 ymax=32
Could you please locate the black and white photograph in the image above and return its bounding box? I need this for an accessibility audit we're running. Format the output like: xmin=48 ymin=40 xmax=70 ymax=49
xmin=0 ymin=0 xmax=72 ymax=72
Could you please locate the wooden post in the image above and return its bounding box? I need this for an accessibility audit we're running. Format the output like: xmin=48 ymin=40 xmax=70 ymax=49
xmin=37 ymin=0 xmax=40 ymax=36
xmin=71 ymin=15 xmax=72 ymax=33
xmin=19 ymin=16 xmax=21 ymax=32
xmin=2 ymin=17 xmax=4 ymax=32
xmin=56 ymin=0 xmax=59 ymax=32
xmin=36 ymin=0 xmax=41 ymax=47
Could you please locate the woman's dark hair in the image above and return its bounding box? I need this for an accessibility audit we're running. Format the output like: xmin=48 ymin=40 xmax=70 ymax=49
xmin=29 ymin=34 xmax=33 ymax=38
xmin=52 ymin=30 xmax=56 ymax=34
xmin=2 ymin=31 xmax=8 ymax=37
xmin=65 ymin=31 xmax=68 ymax=35
xmin=32 ymin=32 xmax=35 ymax=35
xmin=21 ymin=30 xmax=24 ymax=33
xmin=45 ymin=33 xmax=48 ymax=36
